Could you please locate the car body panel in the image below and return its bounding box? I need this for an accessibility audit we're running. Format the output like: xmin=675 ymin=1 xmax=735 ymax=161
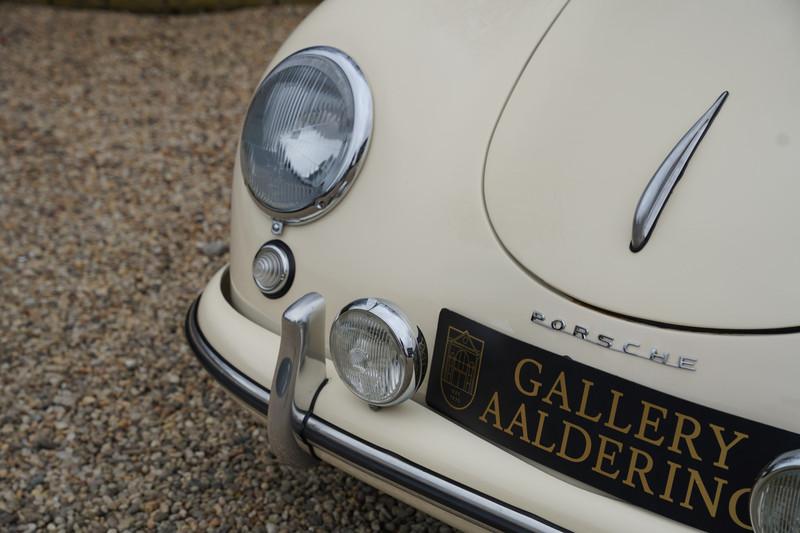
xmin=191 ymin=1 xmax=800 ymax=530
xmin=230 ymin=0 xmax=568 ymax=390
xmin=485 ymin=0 xmax=800 ymax=330
xmin=197 ymin=267 xmax=694 ymax=532
xmin=229 ymin=0 xmax=800 ymax=434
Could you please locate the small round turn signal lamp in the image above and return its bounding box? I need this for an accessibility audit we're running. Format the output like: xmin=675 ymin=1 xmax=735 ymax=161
xmin=751 ymin=450 xmax=800 ymax=532
xmin=330 ymin=298 xmax=427 ymax=408
xmin=252 ymin=240 xmax=294 ymax=298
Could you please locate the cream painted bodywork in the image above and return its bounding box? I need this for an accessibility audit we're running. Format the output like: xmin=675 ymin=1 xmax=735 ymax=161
xmin=485 ymin=0 xmax=800 ymax=330
xmin=199 ymin=267 xmax=692 ymax=532
xmin=207 ymin=0 xmax=800 ymax=530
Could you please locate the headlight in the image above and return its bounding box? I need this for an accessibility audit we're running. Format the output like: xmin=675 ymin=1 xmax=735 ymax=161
xmin=330 ymin=298 xmax=427 ymax=407
xmin=751 ymin=450 xmax=800 ymax=532
xmin=240 ymin=46 xmax=372 ymax=227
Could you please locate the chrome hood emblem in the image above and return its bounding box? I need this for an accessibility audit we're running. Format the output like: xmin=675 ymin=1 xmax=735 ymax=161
xmin=630 ymin=91 xmax=729 ymax=252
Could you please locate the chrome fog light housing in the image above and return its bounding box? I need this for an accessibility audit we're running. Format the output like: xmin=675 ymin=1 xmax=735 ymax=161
xmin=330 ymin=298 xmax=427 ymax=407
xmin=240 ymin=46 xmax=372 ymax=226
xmin=252 ymin=241 xmax=294 ymax=298
xmin=751 ymin=450 xmax=800 ymax=532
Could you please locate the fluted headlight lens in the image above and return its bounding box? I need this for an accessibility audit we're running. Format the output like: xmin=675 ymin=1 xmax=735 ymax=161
xmin=330 ymin=299 xmax=427 ymax=407
xmin=751 ymin=451 xmax=800 ymax=533
xmin=240 ymin=46 xmax=371 ymax=222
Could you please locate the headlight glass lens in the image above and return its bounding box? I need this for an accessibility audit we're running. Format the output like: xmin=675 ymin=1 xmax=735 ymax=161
xmin=241 ymin=47 xmax=368 ymax=217
xmin=330 ymin=309 xmax=406 ymax=405
xmin=752 ymin=458 xmax=800 ymax=533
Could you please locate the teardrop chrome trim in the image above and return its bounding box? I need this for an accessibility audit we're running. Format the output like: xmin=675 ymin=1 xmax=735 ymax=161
xmin=630 ymin=91 xmax=729 ymax=253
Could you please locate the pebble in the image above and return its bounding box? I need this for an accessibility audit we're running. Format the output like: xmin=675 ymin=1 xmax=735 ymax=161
xmin=0 ymin=3 xmax=448 ymax=532
xmin=199 ymin=240 xmax=229 ymax=257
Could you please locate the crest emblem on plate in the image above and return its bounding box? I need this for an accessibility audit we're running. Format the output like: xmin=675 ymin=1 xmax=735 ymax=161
xmin=440 ymin=326 xmax=485 ymax=410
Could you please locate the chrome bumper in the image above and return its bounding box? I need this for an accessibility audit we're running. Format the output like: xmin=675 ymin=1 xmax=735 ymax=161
xmin=185 ymin=293 xmax=566 ymax=533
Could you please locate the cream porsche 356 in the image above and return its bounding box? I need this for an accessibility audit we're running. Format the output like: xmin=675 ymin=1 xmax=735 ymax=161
xmin=184 ymin=1 xmax=800 ymax=531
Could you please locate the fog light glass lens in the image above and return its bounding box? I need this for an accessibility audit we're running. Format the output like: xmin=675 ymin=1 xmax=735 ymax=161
xmin=751 ymin=451 xmax=800 ymax=533
xmin=252 ymin=241 xmax=293 ymax=298
xmin=330 ymin=299 xmax=427 ymax=407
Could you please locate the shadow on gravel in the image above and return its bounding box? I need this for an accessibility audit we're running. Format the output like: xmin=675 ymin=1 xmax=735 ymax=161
xmin=0 ymin=5 xmax=449 ymax=531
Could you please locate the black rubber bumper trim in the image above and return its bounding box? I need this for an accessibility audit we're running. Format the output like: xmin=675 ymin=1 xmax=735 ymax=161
xmin=184 ymin=295 xmax=270 ymax=414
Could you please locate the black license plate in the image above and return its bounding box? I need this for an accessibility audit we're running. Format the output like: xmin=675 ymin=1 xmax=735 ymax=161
xmin=426 ymin=309 xmax=800 ymax=532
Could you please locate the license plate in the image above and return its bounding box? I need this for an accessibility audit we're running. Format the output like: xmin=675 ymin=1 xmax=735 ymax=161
xmin=425 ymin=309 xmax=800 ymax=532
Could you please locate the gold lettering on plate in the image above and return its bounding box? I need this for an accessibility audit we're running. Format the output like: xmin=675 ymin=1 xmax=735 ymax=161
xmin=624 ymin=446 xmax=655 ymax=495
xmin=709 ymin=424 xmax=749 ymax=470
xmin=475 ymin=356 xmax=753 ymax=530
xmin=514 ymin=358 xmax=543 ymax=397
xmin=728 ymin=488 xmax=753 ymax=531
xmin=478 ymin=391 xmax=503 ymax=430
xmin=593 ymin=434 xmax=624 ymax=480
xmin=636 ymin=401 xmax=668 ymax=446
xmin=576 ymin=379 xmax=603 ymax=423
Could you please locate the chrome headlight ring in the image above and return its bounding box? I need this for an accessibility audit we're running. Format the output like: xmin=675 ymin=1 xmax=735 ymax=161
xmin=330 ymin=298 xmax=428 ymax=408
xmin=750 ymin=450 xmax=800 ymax=532
xmin=240 ymin=46 xmax=373 ymax=230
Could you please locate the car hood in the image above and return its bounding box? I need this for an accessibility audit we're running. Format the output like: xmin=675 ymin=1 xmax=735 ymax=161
xmin=484 ymin=0 xmax=800 ymax=330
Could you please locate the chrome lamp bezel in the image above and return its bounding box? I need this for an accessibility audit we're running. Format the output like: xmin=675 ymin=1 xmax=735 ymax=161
xmin=252 ymin=240 xmax=294 ymax=299
xmin=330 ymin=298 xmax=428 ymax=408
xmin=750 ymin=449 xmax=800 ymax=532
xmin=240 ymin=45 xmax=373 ymax=228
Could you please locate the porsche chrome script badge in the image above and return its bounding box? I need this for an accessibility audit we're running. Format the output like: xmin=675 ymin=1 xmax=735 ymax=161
xmin=531 ymin=310 xmax=698 ymax=371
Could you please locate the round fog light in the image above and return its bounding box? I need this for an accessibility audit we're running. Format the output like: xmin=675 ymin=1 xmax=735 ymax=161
xmin=252 ymin=241 xmax=294 ymax=298
xmin=330 ymin=298 xmax=427 ymax=407
xmin=751 ymin=450 xmax=800 ymax=532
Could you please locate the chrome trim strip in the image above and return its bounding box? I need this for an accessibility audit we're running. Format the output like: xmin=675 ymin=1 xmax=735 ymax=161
xmin=302 ymin=414 xmax=565 ymax=533
xmin=630 ymin=91 xmax=728 ymax=253
xmin=184 ymin=294 xmax=567 ymax=533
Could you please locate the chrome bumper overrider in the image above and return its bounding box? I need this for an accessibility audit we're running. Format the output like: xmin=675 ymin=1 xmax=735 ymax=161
xmin=185 ymin=294 xmax=566 ymax=533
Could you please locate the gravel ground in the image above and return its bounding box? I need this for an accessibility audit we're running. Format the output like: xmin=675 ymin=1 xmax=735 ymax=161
xmin=0 ymin=5 xmax=448 ymax=532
